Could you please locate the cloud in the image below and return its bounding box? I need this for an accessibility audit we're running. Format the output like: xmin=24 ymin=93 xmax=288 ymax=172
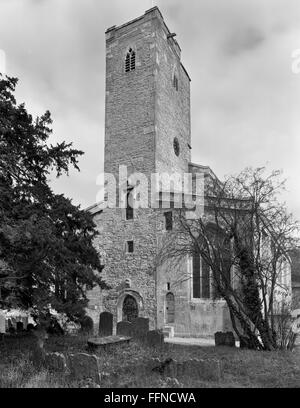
xmin=223 ymin=27 xmax=265 ymax=56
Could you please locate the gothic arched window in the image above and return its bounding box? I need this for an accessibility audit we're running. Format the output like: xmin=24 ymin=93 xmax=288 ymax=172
xmin=125 ymin=48 xmax=136 ymax=72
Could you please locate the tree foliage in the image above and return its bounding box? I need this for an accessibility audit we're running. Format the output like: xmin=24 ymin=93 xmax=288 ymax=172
xmin=0 ymin=75 xmax=105 ymax=321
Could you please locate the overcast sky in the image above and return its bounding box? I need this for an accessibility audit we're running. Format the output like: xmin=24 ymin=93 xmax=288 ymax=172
xmin=0 ymin=0 xmax=299 ymax=218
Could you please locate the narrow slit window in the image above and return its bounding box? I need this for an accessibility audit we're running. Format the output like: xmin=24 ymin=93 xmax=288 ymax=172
xmin=126 ymin=240 xmax=134 ymax=253
xmin=126 ymin=187 xmax=134 ymax=220
xmin=173 ymin=74 xmax=178 ymax=91
xmin=125 ymin=48 xmax=136 ymax=72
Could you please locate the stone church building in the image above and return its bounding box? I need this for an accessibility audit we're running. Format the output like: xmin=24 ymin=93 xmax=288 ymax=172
xmin=85 ymin=7 xmax=246 ymax=337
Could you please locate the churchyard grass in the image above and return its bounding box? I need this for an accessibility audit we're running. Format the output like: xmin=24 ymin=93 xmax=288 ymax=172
xmin=0 ymin=333 xmax=299 ymax=388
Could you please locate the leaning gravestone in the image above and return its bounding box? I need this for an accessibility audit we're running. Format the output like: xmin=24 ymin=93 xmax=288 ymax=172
xmin=146 ymin=330 xmax=164 ymax=348
xmin=45 ymin=352 xmax=68 ymax=373
xmin=99 ymin=311 xmax=113 ymax=337
xmin=69 ymin=353 xmax=101 ymax=385
xmin=132 ymin=317 xmax=149 ymax=340
xmin=116 ymin=321 xmax=133 ymax=337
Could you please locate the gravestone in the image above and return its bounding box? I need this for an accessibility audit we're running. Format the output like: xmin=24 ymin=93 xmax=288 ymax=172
xmin=30 ymin=328 xmax=48 ymax=369
xmin=132 ymin=317 xmax=149 ymax=340
xmin=16 ymin=321 xmax=24 ymax=332
xmin=224 ymin=331 xmax=235 ymax=347
xmin=69 ymin=353 xmax=101 ymax=385
xmin=146 ymin=330 xmax=164 ymax=348
xmin=116 ymin=321 xmax=133 ymax=337
xmin=27 ymin=323 xmax=35 ymax=332
xmin=99 ymin=311 xmax=113 ymax=337
xmin=80 ymin=316 xmax=94 ymax=334
xmin=214 ymin=331 xmax=225 ymax=346
xmin=215 ymin=331 xmax=235 ymax=347
xmin=45 ymin=352 xmax=68 ymax=372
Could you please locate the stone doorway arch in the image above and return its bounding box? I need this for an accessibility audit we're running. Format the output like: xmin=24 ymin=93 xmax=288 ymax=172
xmin=122 ymin=295 xmax=138 ymax=322
xmin=116 ymin=290 xmax=144 ymax=323
xmin=166 ymin=292 xmax=175 ymax=324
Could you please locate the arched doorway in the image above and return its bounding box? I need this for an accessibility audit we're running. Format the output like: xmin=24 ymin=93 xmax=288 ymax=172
xmin=166 ymin=292 xmax=175 ymax=324
xmin=122 ymin=295 xmax=138 ymax=322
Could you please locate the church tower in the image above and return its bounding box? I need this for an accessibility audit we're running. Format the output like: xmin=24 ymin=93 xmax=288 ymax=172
xmin=104 ymin=7 xmax=191 ymax=182
xmin=87 ymin=8 xmax=195 ymax=334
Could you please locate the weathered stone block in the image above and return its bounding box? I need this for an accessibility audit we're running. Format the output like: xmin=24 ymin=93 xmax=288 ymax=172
xmin=214 ymin=331 xmax=225 ymax=346
xmin=80 ymin=316 xmax=94 ymax=334
xmin=69 ymin=353 xmax=101 ymax=385
xmin=45 ymin=352 xmax=67 ymax=372
xmin=116 ymin=321 xmax=133 ymax=337
xmin=132 ymin=317 xmax=149 ymax=339
xmin=224 ymin=331 xmax=235 ymax=347
xmin=196 ymin=359 xmax=222 ymax=382
xmin=99 ymin=311 xmax=113 ymax=337
xmin=146 ymin=329 xmax=164 ymax=347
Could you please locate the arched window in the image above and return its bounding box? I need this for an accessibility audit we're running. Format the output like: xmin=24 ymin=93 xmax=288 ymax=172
xmin=192 ymin=255 xmax=210 ymax=299
xmin=125 ymin=48 xmax=136 ymax=72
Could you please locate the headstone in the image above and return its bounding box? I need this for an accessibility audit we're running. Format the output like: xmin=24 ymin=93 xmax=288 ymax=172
xmin=16 ymin=321 xmax=24 ymax=332
xmin=80 ymin=316 xmax=94 ymax=334
xmin=99 ymin=311 xmax=113 ymax=337
xmin=224 ymin=331 xmax=235 ymax=347
xmin=146 ymin=330 xmax=164 ymax=348
xmin=164 ymin=359 xmax=177 ymax=378
xmin=197 ymin=359 xmax=222 ymax=381
xmin=31 ymin=346 xmax=46 ymax=368
xmin=0 ymin=313 xmax=5 ymax=334
xmin=132 ymin=317 xmax=149 ymax=340
xmin=69 ymin=353 xmax=101 ymax=385
xmin=27 ymin=323 xmax=35 ymax=332
xmin=116 ymin=321 xmax=133 ymax=337
xmin=214 ymin=331 xmax=235 ymax=347
xmin=45 ymin=352 xmax=68 ymax=372
xmin=30 ymin=329 xmax=48 ymax=369
xmin=214 ymin=331 xmax=225 ymax=346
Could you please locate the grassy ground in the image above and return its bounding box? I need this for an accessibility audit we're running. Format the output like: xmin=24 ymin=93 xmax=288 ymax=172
xmin=0 ymin=333 xmax=299 ymax=388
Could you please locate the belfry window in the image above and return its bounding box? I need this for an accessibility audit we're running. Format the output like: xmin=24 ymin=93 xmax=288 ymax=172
xmin=125 ymin=48 xmax=136 ymax=72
